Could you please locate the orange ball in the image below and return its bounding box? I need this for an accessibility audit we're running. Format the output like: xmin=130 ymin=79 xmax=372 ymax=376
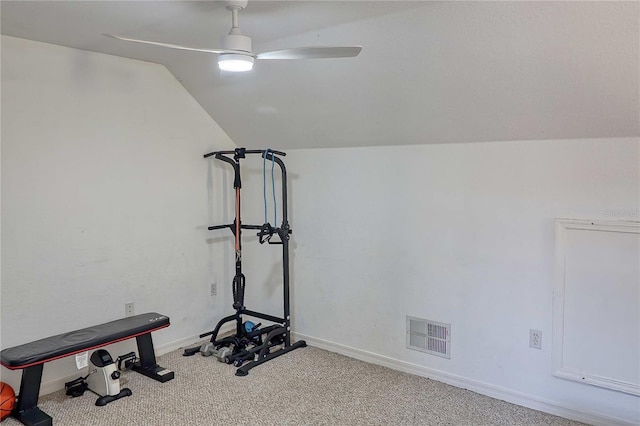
xmin=0 ymin=382 xmax=16 ymax=421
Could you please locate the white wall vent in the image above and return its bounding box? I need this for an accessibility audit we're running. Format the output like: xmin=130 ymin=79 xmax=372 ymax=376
xmin=407 ymin=316 xmax=451 ymax=359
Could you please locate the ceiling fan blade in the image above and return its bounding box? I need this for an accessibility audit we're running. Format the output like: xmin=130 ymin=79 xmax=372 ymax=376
xmin=103 ymin=34 xmax=242 ymax=55
xmin=256 ymin=46 xmax=362 ymax=60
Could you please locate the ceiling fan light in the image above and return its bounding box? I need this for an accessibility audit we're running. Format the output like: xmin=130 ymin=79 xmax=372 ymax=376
xmin=218 ymin=54 xmax=254 ymax=72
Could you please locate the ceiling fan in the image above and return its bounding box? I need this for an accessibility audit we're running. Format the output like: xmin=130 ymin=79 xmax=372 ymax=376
xmin=105 ymin=0 xmax=362 ymax=72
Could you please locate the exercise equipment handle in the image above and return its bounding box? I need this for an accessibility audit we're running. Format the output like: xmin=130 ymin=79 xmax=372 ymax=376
xmin=208 ymin=224 xmax=230 ymax=231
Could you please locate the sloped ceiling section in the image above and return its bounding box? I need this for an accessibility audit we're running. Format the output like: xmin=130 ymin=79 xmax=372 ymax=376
xmin=2 ymin=1 xmax=638 ymax=149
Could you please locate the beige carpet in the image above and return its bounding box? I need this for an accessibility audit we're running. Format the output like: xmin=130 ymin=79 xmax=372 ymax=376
xmin=5 ymin=344 xmax=586 ymax=425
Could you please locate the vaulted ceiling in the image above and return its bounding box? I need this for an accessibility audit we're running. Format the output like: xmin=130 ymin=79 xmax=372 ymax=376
xmin=2 ymin=1 xmax=638 ymax=150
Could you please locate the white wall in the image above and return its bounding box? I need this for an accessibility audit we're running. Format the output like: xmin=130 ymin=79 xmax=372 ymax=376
xmin=1 ymin=36 xmax=235 ymax=391
xmin=282 ymin=139 xmax=640 ymax=424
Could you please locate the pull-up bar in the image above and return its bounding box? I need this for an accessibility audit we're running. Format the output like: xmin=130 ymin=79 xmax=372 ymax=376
xmin=203 ymin=148 xmax=286 ymax=159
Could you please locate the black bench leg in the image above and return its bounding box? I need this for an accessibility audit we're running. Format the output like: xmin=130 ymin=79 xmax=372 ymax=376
xmin=131 ymin=333 xmax=174 ymax=383
xmin=13 ymin=364 xmax=52 ymax=426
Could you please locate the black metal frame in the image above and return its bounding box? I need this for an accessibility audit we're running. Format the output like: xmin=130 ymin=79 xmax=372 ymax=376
xmin=184 ymin=148 xmax=306 ymax=376
xmin=9 ymin=328 xmax=171 ymax=426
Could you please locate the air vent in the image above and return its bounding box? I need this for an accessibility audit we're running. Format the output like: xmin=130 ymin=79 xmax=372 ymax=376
xmin=407 ymin=316 xmax=451 ymax=359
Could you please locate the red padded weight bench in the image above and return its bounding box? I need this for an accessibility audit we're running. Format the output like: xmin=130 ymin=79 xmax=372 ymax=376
xmin=0 ymin=312 xmax=174 ymax=426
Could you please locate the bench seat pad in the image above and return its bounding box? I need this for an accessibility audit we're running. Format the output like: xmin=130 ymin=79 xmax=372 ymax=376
xmin=1 ymin=312 xmax=169 ymax=369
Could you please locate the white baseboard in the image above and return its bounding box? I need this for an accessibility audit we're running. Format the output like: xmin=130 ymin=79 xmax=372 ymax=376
xmin=155 ymin=322 xmax=236 ymax=355
xmin=293 ymin=332 xmax=637 ymax=426
xmin=155 ymin=334 xmax=203 ymax=356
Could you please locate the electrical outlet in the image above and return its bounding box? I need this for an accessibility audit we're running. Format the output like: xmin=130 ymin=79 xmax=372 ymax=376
xmin=211 ymin=283 xmax=217 ymax=296
xmin=529 ymin=329 xmax=542 ymax=349
xmin=125 ymin=302 xmax=135 ymax=317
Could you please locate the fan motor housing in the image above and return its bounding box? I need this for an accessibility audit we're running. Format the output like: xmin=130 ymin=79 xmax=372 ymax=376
xmin=222 ymin=33 xmax=252 ymax=53
xmin=225 ymin=0 xmax=248 ymax=11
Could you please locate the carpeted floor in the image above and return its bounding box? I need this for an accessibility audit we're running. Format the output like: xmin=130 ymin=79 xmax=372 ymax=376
xmin=4 ymin=344 xmax=586 ymax=425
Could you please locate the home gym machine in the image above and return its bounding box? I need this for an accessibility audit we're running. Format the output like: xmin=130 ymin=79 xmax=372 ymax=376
xmin=184 ymin=148 xmax=306 ymax=376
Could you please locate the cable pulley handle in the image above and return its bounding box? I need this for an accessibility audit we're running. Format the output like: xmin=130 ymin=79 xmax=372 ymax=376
xmin=257 ymin=223 xmax=275 ymax=244
xmin=232 ymin=274 xmax=246 ymax=310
